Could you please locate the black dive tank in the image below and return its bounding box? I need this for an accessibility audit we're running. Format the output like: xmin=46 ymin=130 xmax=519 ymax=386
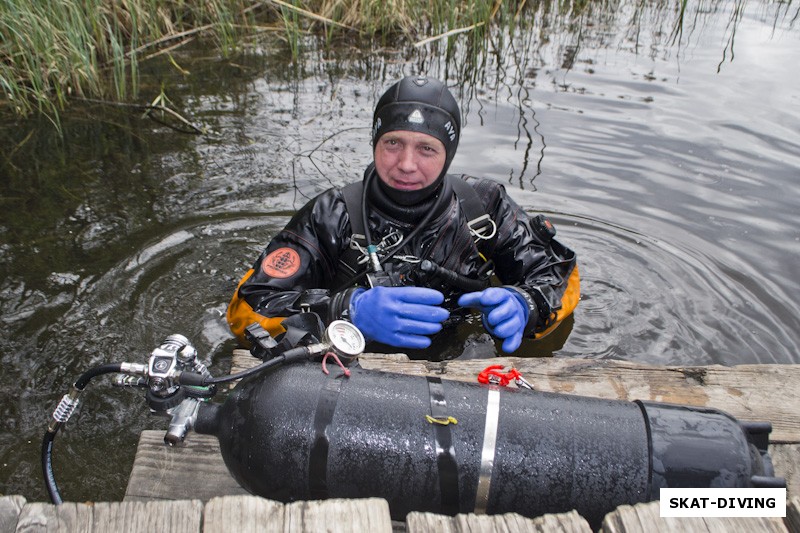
xmin=194 ymin=363 xmax=781 ymax=527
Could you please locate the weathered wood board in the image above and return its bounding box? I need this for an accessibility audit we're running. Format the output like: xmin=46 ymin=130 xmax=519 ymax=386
xmin=5 ymin=496 xmax=391 ymax=533
xmin=0 ymin=496 xmax=26 ymax=533
xmin=5 ymin=496 xmax=798 ymax=533
xmin=786 ymin=496 xmax=800 ymax=533
xmin=14 ymin=499 xmax=203 ymax=533
xmin=354 ymin=354 xmax=800 ymax=443
xmin=202 ymin=495 xmax=393 ymax=533
xmin=600 ymin=500 xmax=791 ymax=533
xmin=232 ymin=350 xmax=800 ymax=442
xmin=124 ymin=430 xmax=248 ymax=502
xmin=406 ymin=509 xmax=592 ymax=532
xmin=408 ymin=499 xmax=800 ymax=533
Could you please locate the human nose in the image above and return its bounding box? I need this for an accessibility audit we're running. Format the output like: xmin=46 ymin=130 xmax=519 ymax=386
xmin=397 ymin=147 xmax=417 ymax=172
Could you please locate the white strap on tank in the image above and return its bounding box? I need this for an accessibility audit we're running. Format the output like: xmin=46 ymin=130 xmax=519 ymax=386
xmin=474 ymin=388 xmax=501 ymax=514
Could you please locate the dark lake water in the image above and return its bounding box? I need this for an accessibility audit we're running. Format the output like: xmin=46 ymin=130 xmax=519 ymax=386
xmin=1 ymin=1 xmax=798 ymax=503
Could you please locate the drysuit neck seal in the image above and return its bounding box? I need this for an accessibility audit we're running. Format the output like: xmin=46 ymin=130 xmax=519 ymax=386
xmin=365 ymin=164 xmax=451 ymax=225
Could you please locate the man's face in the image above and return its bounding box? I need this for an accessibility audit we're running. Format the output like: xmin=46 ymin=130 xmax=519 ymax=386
xmin=374 ymin=130 xmax=446 ymax=191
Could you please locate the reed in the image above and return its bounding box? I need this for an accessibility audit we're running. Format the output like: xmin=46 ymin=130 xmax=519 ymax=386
xmin=0 ymin=0 xmax=613 ymax=121
xmin=3 ymin=0 xmax=785 ymax=122
xmin=0 ymin=0 xmax=253 ymax=120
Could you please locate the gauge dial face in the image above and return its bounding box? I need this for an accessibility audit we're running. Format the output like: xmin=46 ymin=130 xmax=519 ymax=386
xmin=326 ymin=320 xmax=366 ymax=356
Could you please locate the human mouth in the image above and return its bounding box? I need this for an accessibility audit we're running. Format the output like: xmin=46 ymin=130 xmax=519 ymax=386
xmin=389 ymin=177 xmax=421 ymax=190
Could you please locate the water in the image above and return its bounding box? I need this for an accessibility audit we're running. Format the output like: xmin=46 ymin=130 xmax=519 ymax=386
xmin=1 ymin=0 xmax=798 ymax=503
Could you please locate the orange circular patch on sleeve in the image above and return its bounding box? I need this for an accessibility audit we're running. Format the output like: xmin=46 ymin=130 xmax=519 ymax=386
xmin=261 ymin=247 xmax=301 ymax=279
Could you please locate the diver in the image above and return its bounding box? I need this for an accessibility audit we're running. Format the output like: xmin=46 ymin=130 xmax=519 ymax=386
xmin=227 ymin=75 xmax=579 ymax=357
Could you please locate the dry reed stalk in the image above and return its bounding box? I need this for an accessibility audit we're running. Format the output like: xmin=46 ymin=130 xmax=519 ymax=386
xmin=264 ymin=0 xmax=358 ymax=31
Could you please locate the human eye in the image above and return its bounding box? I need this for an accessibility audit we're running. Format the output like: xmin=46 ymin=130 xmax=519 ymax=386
xmin=419 ymin=144 xmax=438 ymax=155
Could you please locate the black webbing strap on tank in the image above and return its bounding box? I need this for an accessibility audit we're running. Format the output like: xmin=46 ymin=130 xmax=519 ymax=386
xmin=427 ymin=376 xmax=461 ymax=514
xmin=308 ymin=373 xmax=345 ymax=499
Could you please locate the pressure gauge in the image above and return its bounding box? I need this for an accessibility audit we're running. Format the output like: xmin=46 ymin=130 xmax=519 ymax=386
xmin=323 ymin=320 xmax=366 ymax=358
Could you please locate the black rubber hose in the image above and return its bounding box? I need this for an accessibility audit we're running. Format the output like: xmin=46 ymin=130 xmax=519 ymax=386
xmin=202 ymin=356 xmax=285 ymax=385
xmin=418 ymin=260 xmax=489 ymax=292
xmin=179 ymin=349 xmax=309 ymax=387
xmin=42 ymin=431 xmax=61 ymax=505
xmin=362 ymin=168 xmax=375 ymax=251
xmin=43 ymin=362 xmax=124 ymax=505
xmin=74 ymin=363 xmax=124 ymax=390
xmin=334 ymin=170 xmax=445 ymax=291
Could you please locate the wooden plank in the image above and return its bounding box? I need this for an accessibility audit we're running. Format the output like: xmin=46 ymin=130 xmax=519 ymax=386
xmin=786 ymin=496 xmax=799 ymax=533
xmin=0 ymin=496 xmax=25 ymax=533
xmin=123 ymin=439 xmax=795 ymax=507
xmin=124 ymin=431 xmax=248 ymax=502
xmin=600 ymin=501 xmax=789 ymax=533
xmin=772 ymin=445 xmax=800 ymax=501
xmin=90 ymin=500 xmax=203 ymax=533
xmin=15 ymin=502 xmax=93 ymax=533
xmin=15 ymin=500 xmax=202 ymax=533
xmin=203 ymin=496 xmax=392 ymax=533
xmin=283 ymin=498 xmax=393 ymax=533
xmin=233 ymin=351 xmax=800 ymax=442
xmin=406 ymin=509 xmax=592 ymax=532
xmin=203 ymin=495 xmax=392 ymax=532
xmin=351 ymin=355 xmax=800 ymax=443
xmin=203 ymin=496 xmax=285 ymax=532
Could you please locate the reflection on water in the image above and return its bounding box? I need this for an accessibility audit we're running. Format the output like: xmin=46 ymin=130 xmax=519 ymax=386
xmin=1 ymin=0 xmax=798 ymax=502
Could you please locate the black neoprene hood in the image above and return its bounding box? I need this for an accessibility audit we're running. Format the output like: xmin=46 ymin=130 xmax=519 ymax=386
xmin=372 ymin=76 xmax=462 ymax=173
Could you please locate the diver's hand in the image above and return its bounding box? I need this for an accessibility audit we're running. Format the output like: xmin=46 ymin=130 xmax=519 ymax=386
xmin=350 ymin=287 xmax=450 ymax=349
xmin=458 ymin=288 xmax=529 ymax=353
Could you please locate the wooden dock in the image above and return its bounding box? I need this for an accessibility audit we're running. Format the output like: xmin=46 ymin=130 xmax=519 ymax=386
xmin=4 ymin=494 xmax=799 ymax=533
xmin=5 ymin=353 xmax=799 ymax=532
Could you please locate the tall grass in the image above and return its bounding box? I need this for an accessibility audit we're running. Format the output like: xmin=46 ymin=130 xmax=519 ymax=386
xmin=4 ymin=0 xmax=790 ymax=122
xmin=0 ymin=0 xmax=252 ymax=120
xmin=0 ymin=0 xmax=539 ymax=119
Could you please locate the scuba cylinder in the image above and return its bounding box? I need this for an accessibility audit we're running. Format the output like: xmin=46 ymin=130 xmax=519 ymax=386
xmin=43 ymin=317 xmax=783 ymax=526
xmin=194 ymin=361 xmax=782 ymax=528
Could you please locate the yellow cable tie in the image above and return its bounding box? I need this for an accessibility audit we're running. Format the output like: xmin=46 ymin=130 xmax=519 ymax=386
xmin=425 ymin=415 xmax=458 ymax=426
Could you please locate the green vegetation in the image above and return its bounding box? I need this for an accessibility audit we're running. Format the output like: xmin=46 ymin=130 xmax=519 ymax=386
xmin=2 ymin=0 xmax=794 ymax=123
xmin=0 ymin=0 xmax=254 ymax=119
xmin=1 ymin=0 xmax=520 ymax=121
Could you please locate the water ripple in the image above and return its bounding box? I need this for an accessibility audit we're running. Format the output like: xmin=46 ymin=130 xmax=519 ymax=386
xmin=543 ymin=211 xmax=800 ymax=365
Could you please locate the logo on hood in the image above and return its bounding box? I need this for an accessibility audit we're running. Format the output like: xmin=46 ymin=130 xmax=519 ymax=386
xmin=372 ymin=117 xmax=382 ymax=140
xmin=408 ymin=109 xmax=424 ymax=124
xmin=444 ymin=120 xmax=456 ymax=142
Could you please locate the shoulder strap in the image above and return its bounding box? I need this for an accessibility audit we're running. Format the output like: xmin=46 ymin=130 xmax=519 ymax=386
xmin=335 ymin=177 xmax=497 ymax=287
xmin=341 ymin=181 xmax=365 ymax=239
xmin=347 ymin=176 xmax=491 ymax=241
xmin=450 ymin=175 xmax=497 ymax=252
xmin=331 ymin=182 xmax=366 ymax=289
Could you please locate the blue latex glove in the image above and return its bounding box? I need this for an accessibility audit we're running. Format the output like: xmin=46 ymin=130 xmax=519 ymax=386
xmin=350 ymin=286 xmax=450 ymax=349
xmin=458 ymin=288 xmax=529 ymax=353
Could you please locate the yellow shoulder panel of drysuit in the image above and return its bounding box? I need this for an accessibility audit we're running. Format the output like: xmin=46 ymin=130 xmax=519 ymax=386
xmin=534 ymin=264 xmax=580 ymax=340
xmin=226 ymin=268 xmax=286 ymax=344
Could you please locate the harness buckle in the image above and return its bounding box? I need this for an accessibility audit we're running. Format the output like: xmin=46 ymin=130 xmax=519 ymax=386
xmin=349 ymin=234 xmax=367 ymax=250
xmin=468 ymin=214 xmax=497 ymax=241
